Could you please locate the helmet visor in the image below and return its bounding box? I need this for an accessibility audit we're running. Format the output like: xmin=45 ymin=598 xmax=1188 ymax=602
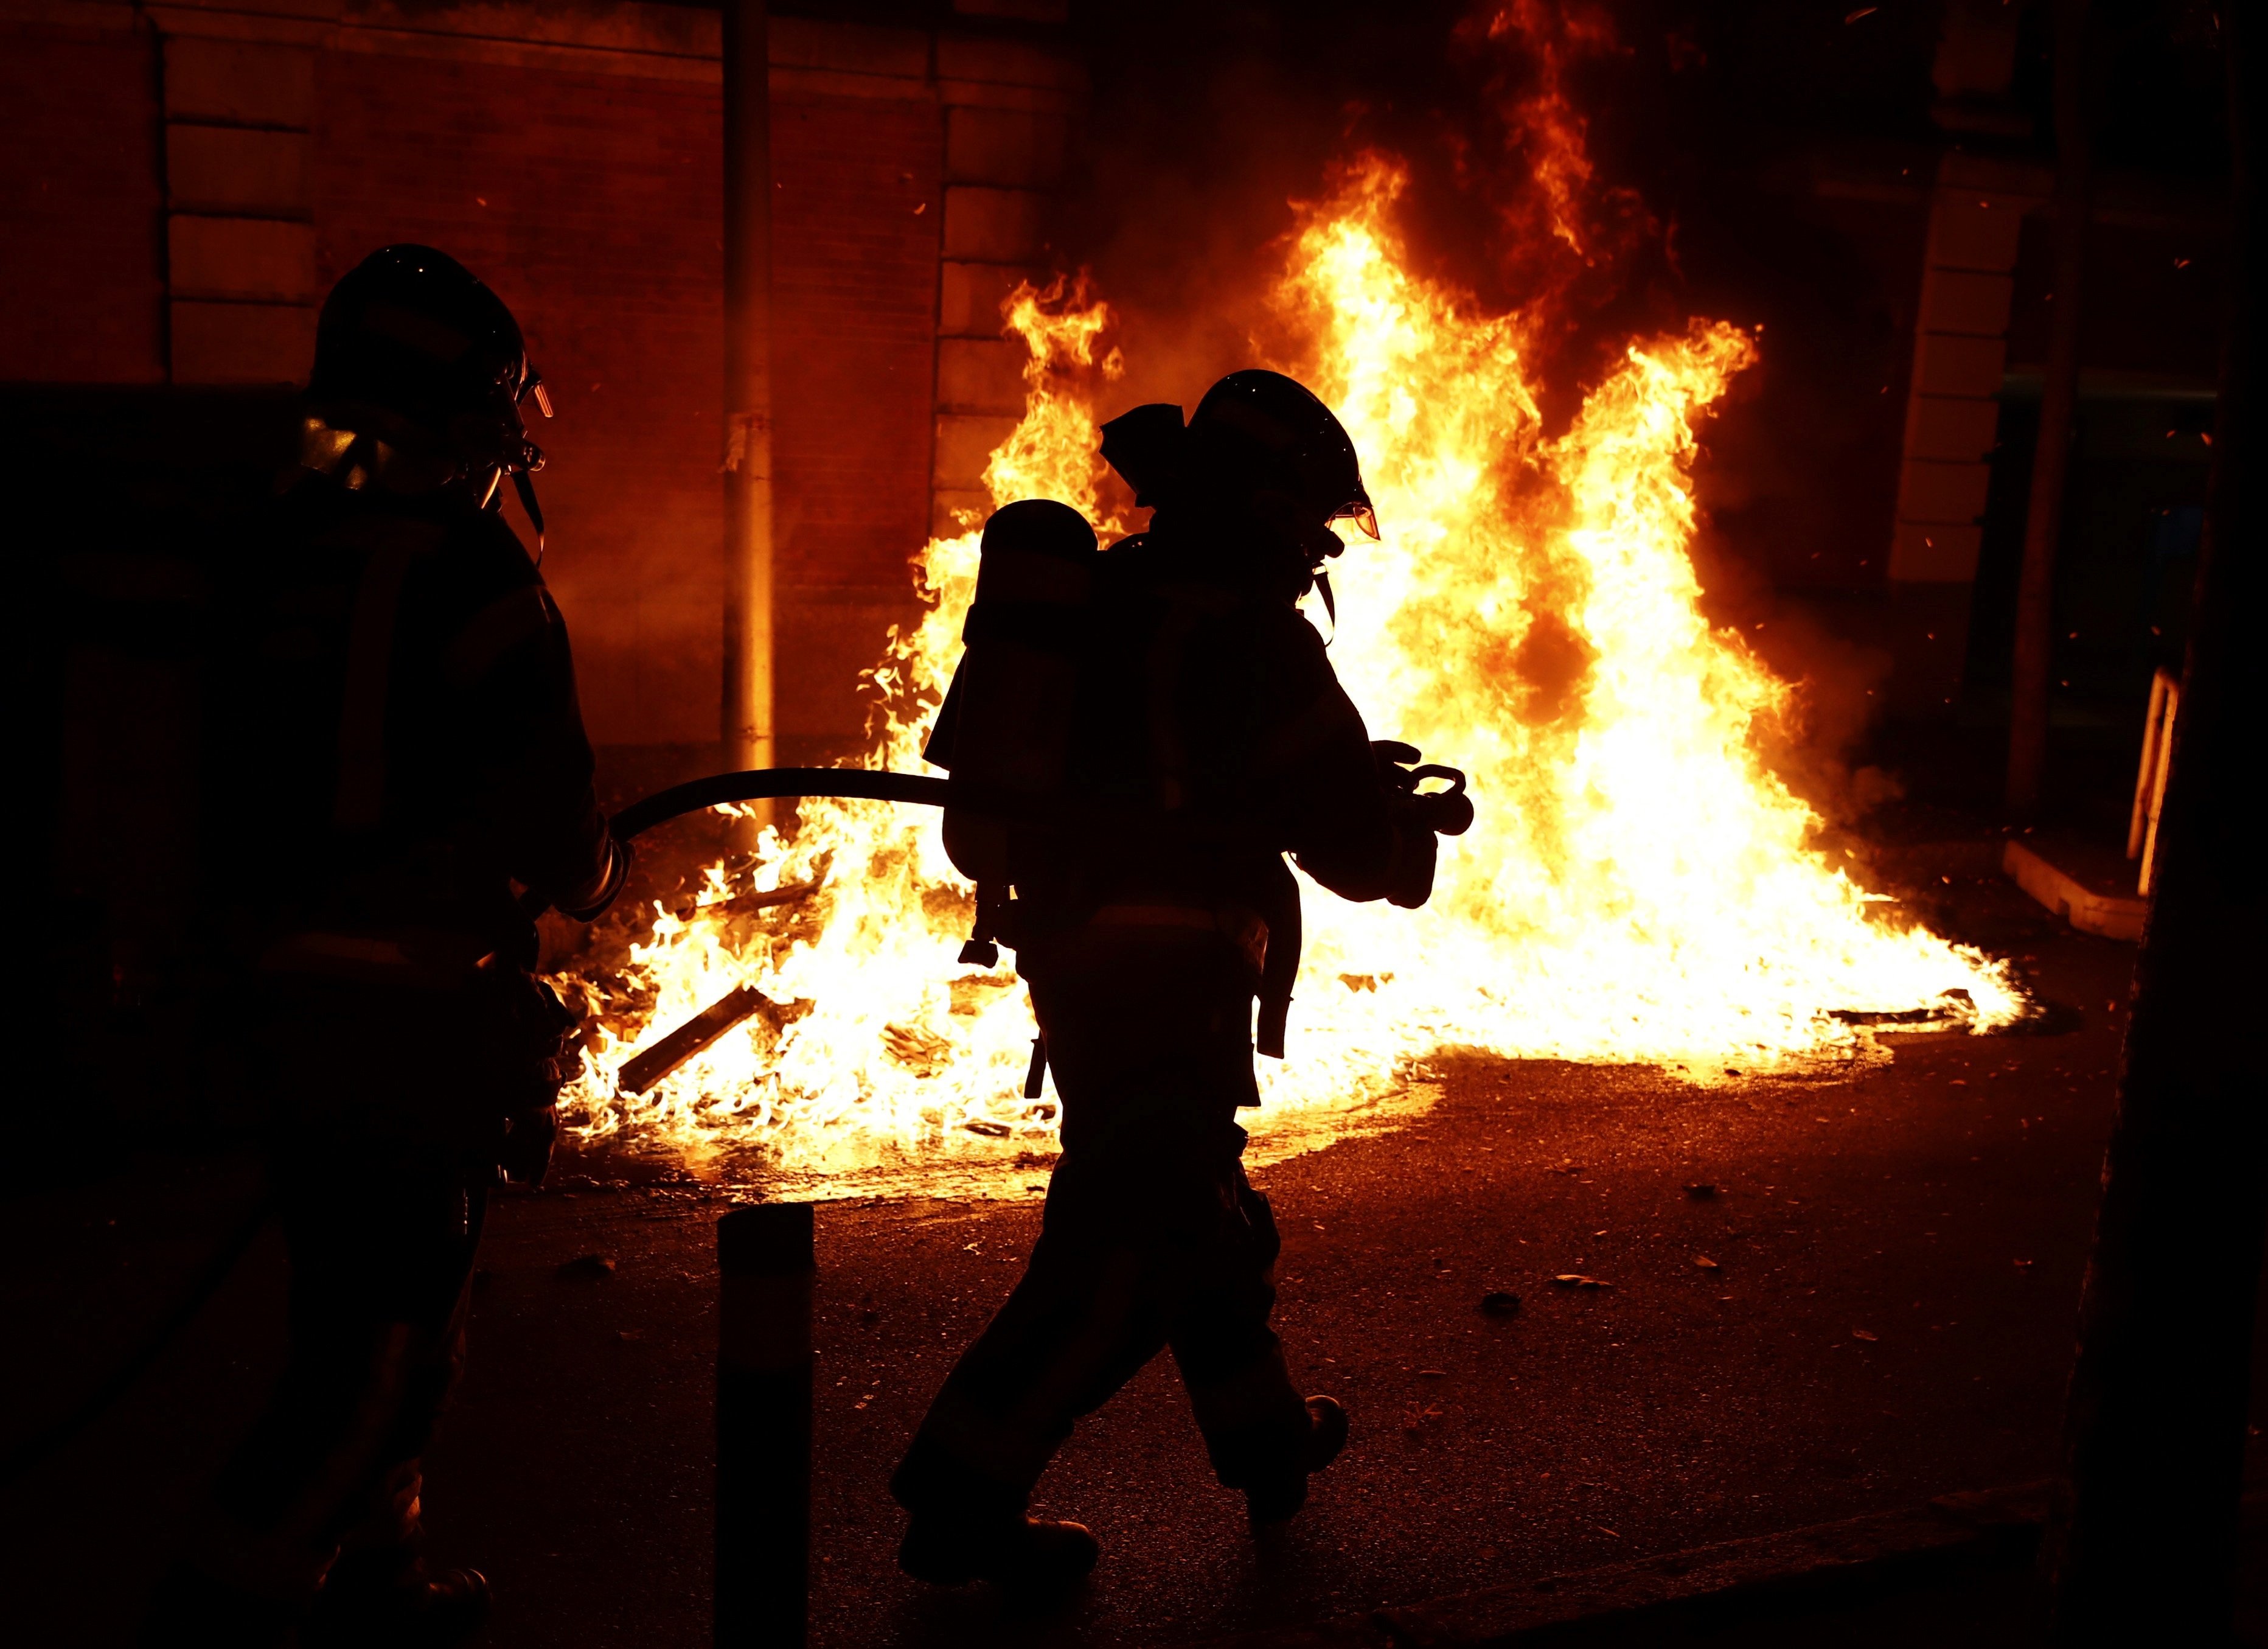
xmin=1332 ymin=501 xmax=1380 ymax=540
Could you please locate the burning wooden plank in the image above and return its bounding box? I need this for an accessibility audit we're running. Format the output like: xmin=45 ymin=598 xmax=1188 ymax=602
xmin=668 ymin=877 xmax=821 ymax=924
xmin=724 ymin=878 xmax=821 ymax=916
xmin=618 ymin=986 xmax=775 ymax=1095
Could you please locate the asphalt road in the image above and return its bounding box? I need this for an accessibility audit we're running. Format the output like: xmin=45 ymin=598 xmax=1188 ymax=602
xmin=0 ymin=865 xmax=2211 ymax=1647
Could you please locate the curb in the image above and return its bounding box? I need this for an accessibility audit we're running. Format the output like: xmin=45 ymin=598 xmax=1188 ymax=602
xmin=1191 ymin=1482 xmax=2051 ymax=1648
xmin=2003 ymin=838 xmax=2146 ymax=940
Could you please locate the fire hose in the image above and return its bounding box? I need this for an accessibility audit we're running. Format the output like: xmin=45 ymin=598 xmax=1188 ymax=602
xmin=595 ymin=759 xmax=1469 ymax=1073
xmin=2 ymin=759 xmax=1469 ymax=1485
xmin=607 ymin=765 xmax=960 ymax=843
xmin=605 ymin=758 xmax=1472 ymax=845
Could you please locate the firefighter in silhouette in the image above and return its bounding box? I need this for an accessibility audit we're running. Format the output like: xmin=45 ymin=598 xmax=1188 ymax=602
xmin=895 ymin=371 xmax=1466 ymax=1589
xmin=144 ymin=246 xmax=626 ymax=1647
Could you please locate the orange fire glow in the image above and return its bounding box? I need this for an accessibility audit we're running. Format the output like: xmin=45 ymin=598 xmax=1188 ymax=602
xmin=557 ymin=158 xmax=2020 ymax=1192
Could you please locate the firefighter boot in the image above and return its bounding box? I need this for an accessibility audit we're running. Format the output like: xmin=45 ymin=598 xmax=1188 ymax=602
xmin=1243 ymin=1395 xmax=1349 ymax=1526
xmin=892 ymin=1427 xmax=1099 ymax=1593
xmin=299 ymin=1547 xmax=491 ymax=1648
xmin=899 ymin=1514 xmax=1102 ymax=1592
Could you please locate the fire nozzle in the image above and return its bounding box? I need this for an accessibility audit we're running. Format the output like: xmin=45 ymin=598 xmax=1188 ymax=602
xmin=1371 ymin=741 xmax=1474 ymax=837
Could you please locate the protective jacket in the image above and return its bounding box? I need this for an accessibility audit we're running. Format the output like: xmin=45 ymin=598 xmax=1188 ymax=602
xmin=930 ymin=505 xmax=1435 ymax=1056
xmin=1040 ymin=514 xmax=1429 ymax=916
xmin=215 ymin=470 xmax=614 ymax=983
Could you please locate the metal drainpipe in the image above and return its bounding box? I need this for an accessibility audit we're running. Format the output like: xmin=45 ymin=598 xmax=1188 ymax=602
xmin=2004 ymin=0 xmax=2090 ymax=818
xmin=722 ymin=0 xmax=777 ymax=821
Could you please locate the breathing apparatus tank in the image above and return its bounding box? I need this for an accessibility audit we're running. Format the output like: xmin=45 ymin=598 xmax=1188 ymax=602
xmin=925 ymin=499 xmax=1101 ymax=961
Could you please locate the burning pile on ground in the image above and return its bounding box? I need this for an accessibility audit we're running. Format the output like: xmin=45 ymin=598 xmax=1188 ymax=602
xmin=556 ymin=159 xmax=2020 ymax=1188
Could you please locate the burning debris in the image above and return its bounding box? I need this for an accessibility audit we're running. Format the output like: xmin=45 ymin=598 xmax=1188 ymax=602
xmin=616 ymin=986 xmax=781 ymax=1096
xmin=558 ymin=161 xmax=2020 ymax=1187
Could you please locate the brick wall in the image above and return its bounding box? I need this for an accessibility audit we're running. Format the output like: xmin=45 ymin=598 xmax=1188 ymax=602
xmin=931 ymin=37 xmax=1079 ymax=535
xmin=162 ymin=31 xmax=321 ymax=382
xmin=0 ymin=13 xmax=164 ymax=382
xmin=311 ymin=49 xmax=735 ymax=747
xmin=2 ymin=0 xmax=1080 ymax=756
xmin=769 ymin=91 xmax=945 ymax=747
xmin=313 ymin=40 xmax=950 ymax=749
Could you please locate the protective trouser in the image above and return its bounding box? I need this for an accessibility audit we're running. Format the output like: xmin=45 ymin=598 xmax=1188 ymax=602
xmin=892 ymin=923 xmax=1311 ymax=1523
xmin=142 ymin=988 xmax=495 ymax=1644
xmin=231 ymin=1148 xmax=484 ymax=1566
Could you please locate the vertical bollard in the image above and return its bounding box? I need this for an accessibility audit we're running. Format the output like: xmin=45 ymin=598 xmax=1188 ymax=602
xmin=717 ymin=1202 xmax=813 ymax=1648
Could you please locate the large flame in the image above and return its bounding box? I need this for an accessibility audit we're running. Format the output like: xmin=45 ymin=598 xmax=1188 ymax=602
xmin=559 ymin=164 xmax=2020 ymax=1190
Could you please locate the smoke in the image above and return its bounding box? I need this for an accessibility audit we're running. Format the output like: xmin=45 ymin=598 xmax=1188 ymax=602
xmin=1055 ymin=0 xmax=1908 ymax=814
xmin=1059 ymin=1 xmax=1466 ymax=410
xmin=1060 ymin=1 xmax=1689 ymax=416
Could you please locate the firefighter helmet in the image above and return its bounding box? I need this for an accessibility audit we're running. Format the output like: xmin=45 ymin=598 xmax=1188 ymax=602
xmin=1186 ymin=370 xmax=1377 ymax=539
xmin=304 ymin=245 xmax=552 ymax=540
xmin=1100 ymin=370 xmax=1377 ymax=540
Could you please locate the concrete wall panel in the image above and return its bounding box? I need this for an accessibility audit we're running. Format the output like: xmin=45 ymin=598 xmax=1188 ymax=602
xmin=1903 ymin=394 xmax=2002 ymax=463
xmin=1920 ymin=268 xmax=2014 ymax=337
xmin=1927 ymin=192 xmax=2026 ymax=273
xmin=936 ymin=336 xmax=1026 ymax=414
xmin=943 ymin=185 xmax=1045 ymax=262
xmin=0 ymin=24 xmax=165 ymax=382
xmin=168 ymin=215 xmax=319 ymax=302
xmin=946 ymin=106 xmax=1068 ymax=187
xmin=1888 ymin=520 xmax=1984 ymax=582
xmin=167 ymin=125 xmax=310 ymax=216
xmin=170 ymin=298 xmax=317 ymax=383
xmin=1896 ymin=457 xmax=1994 ymax=524
xmin=1913 ymin=330 xmax=2008 ymax=397
xmin=163 ymin=37 xmax=316 ymax=128
xmin=936 ymin=34 xmax=1083 ymax=91
xmin=934 ymin=410 xmax=1017 ymax=490
xmin=939 ymin=259 xmax=1030 ymax=336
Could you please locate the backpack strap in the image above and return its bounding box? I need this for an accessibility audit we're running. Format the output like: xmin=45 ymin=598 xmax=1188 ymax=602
xmin=1252 ymin=854 xmax=1303 ymax=1059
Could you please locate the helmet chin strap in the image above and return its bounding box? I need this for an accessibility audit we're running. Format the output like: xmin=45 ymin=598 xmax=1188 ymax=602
xmin=512 ymin=469 xmax=546 ymax=562
xmin=471 ymin=466 xmax=546 ymax=563
xmin=1302 ymin=519 xmax=1342 ymax=635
